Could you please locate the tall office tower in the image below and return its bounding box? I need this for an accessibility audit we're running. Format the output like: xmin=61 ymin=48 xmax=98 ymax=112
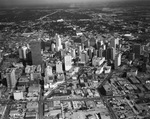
xmin=41 ymin=40 xmax=45 ymax=51
xmin=0 ymin=32 xmax=2 ymax=40
xmin=84 ymin=40 xmax=90 ymax=48
xmin=103 ymin=50 xmax=107 ymax=59
xmin=60 ymin=50 xmax=65 ymax=58
xmin=90 ymin=38 xmax=97 ymax=47
xmin=105 ymin=42 xmax=109 ymax=49
xmin=106 ymin=48 xmax=112 ymax=60
xmin=6 ymin=68 xmax=17 ymax=89
xmin=45 ymin=65 xmax=53 ymax=78
xmin=92 ymin=56 xmax=97 ymax=66
xmin=96 ymin=41 xmax=101 ymax=49
xmin=149 ymin=53 xmax=150 ymax=63
xmin=111 ymin=47 xmax=116 ymax=60
xmin=115 ymin=53 xmax=121 ymax=69
xmin=78 ymin=45 xmax=82 ymax=56
xmin=56 ymin=61 xmax=63 ymax=73
xmin=98 ymin=48 xmax=103 ymax=58
xmin=88 ymin=48 xmax=93 ymax=59
xmin=30 ymin=40 xmax=42 ymax=65
xmin=0 ymin=50 xmax=3 ymax=63
xmin=22 ymin=46 xmax=28 ymax=59
xmin=80 ymin=51 xmax=89 ymax=64
xmin=111 ymin=38 xmax=117 ymax=48
xmin=81 ymin=43 xmax=85 ymax=51
xmin=129 ymin=53 xmax=135 ymax=61
xmin=19 ymin=46 xmax=28 ymax=60
xmin=116 ymin=38 xmax=120 ymax=45
xmin=64 ymin=54 xmax=72 ymax=71
xmin=71 ymin=49 xmax=76 ymax=58
xmin=18 ymin=46 xmax=23 ymax=59
xmin=133 ymin=44 xmax=141 ymax=59
xmin=102 ymin=44 xmax=106 ymax=50
xmin=55 ymin=34 xmax=62 ymax=51
xmin=93 ymin=49 xmax=98 ymax=57
xmin=51 ymin=43 xmax=56 ymax=52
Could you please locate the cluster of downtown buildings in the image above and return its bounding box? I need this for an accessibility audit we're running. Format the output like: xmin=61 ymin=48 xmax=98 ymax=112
xmin=0 ymin=5 xmax=150 ymax=119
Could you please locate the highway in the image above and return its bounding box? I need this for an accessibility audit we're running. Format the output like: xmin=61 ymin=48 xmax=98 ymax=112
xmin=98 ymin=71 xmax=114 ymax=88
xmin=97 ymin=70 xmax=118 ymax=119
xmin=1 ymin=103 xmax=11 ymax=119
xmin=1 ymin=95 xmax=12 ymax=119
xmin=38 ymin=86 xmax=44 ymax=119
xmin=0 ymin=97 xmax=101 ymax=104
xmin=38 ymin=10 xmax=60 ymax=21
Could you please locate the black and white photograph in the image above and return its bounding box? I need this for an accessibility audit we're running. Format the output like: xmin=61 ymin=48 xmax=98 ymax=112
xmin=0 ymin=0 xmax=150 ymax=119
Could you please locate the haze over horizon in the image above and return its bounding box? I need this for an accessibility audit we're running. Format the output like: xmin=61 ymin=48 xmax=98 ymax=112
xmin=0 ymin=0 xmax=147 ymax=7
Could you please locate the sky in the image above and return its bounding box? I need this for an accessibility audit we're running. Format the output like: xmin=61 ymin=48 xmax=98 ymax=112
xmin=0 ymin=0 xmax=118 ymax=6
xmin=0 ymin=0 xmax=145 ymax=7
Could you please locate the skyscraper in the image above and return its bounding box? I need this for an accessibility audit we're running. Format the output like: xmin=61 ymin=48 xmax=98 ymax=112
xmin=0 ymin=50 xmax=3 ymax=63
xmin=98 ymin=48 xmax=103 ymax=58
xmin=51 ymin=43 xmax=56 ymax=52
xmin=71 ymin=48 xmax=76 ymax=58
xmin=93 ymin=49 xmax=98 ymax=57
xmin=90 ymin=38 xmax=97 ymax=47
xmin=111 ymin=47 xmax=116 ymax=60
xmin=22 ymin=46 xmax=28 ymax=59
xmin=30 ymin=40 xmax=42 ymax=65
xmin=88 ymin=48 xmax=93 ymax=59
xmin=110 ymin=38 xmax=118 ymax=48
xmin=45 ymin=65 xmax=53 ymax=77
xmin=19 ymin=46 xmax=23 ymax=59
xmin=133 ymin=44 xmax=141 ymax=59
xmin=55 ymin=34 xmax=62 ymax=51
xmin=80 ymin=51 xmax=89 ymax=64
xmin=115 ymin=53 xmax=121 ymax=69
xmin=56 ymin=61 xmax=63 ymax=73
xmin=6 ymin=68 xmax=17 ymax=89
xmin=106 ymin=48 xmax=112 ymax=60
xmin=64 ymin=54 xmax=72 ymax=71
xmin=78 ymin=45 xmax=82 ymax=56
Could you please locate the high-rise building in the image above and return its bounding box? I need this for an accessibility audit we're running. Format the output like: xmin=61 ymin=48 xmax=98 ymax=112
xmin=22 ymin=46 xmax=28 ymax=59
xmin=56 ymin=61 xmax=63 ymax=73
xmin=0 ymin=50 xmax=3 ymax=63
xmin=129 ymin=53 xmax=135 ymax=61
xmin=90 ymin=38 xmax=97 ymax=47
xmin=55 ymin=34 xmax=62 ymax=51
xmin=115 ymin=53 xmax=121 ymax=69
xmin=111 ymin=47 xmax=116 ymax=60
xmin=64 ymin=54 xmax=72 ymax=71
xmin=78 ymin=45 xmax=82 ymax=56
xmin=84 ymin=40 xmax=90 ymax=48
xmin=110 ymin=38 xmax=118 ymax=48
xmin=133 ymin=44 xmax=141 ymax=59
xmin=19 ymin=46 xmax=28 ymax=60
xmin=102 ymin=44 xmax=106 ymax=50
xmin=30 ymin=40 xmax=42 ymax=65
xmin=51 ymin=43 xmax=56 ymax=52
xmin=71 ymin=49 xmax=76 ymax=58
xmin=149 ymin=53 xmax=150 ymax=63
xmin=6 ymin=68 xmax=17 ymax=89
xmin=88 ymin=48 xmax=93 ymax=59
xmin=18 ymin=46 xmax=23 ymax=59
xmin=106 ymin=48 xmax=111 ymax=60
xmin=98 ymin=48 xmax=103 ymax=58
xmin=80 ymin=51 xmax=89 ymax=64
xmin=45 ymin=65 xmax=53 ymax=77
xmin=93 ymin=49 xmax=98 ymax=57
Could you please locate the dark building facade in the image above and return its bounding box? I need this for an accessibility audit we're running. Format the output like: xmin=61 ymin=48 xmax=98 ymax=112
xmin=30 ymin=40 xmax=42 ymax=65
